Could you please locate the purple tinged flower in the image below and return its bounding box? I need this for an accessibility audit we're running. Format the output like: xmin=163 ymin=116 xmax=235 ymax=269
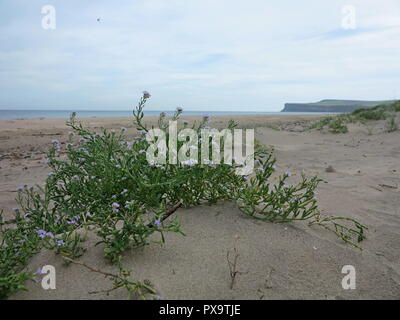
xmin=154 ymin=219 xmax=162 ymax=227
xmin=203 ymin=114 xmax=211 ymax=123
xmin=45 ymin=232 xmax=54 ymax=239
xmin=143 ymin=91 xmax=151 ymax=99
xmin=111 ymin=129 xmax=116 ymax=133
xmin=72 ymin=175 xmax=79 ymax=181
xmin=181 ymin=159 xmax=198 ymax=167
xmin=17 ymin=185 xmax=24 ymax=191
xmin=36 ymin=268 xmax=45 ymax=275
xmin=56 ymin=240 xmax=64 ymax=247
xmin=284 ymin=171 xmax=291 ymax=177
xmin=176 ymin=107 xmax=183 ymax=112
xmin=139 ymin=149 xmax=146 ymax=154
xmin=68 ymin=131 xmax=75 ymax=136
xmin=36 ymin=230 xmax=46 ymax=238
xmin=121 ymin=127 xmax=127 ymax=132
xmin=67 ymin=220 xmax=77 ymax=225
xmin=112 ymin=203 xmax=120 ymax=209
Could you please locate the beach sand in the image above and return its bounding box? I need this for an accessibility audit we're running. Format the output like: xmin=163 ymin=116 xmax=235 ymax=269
xmin=1 ymin=114 xmax=399 ymax=300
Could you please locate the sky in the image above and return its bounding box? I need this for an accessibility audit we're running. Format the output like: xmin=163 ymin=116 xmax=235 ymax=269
xmin=0 ymin=0 xmax=399 ymax=112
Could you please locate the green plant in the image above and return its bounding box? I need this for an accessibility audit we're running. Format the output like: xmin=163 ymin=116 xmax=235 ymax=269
xmin=308 ymin=116 xmax=334 ymax=130
xmin=328 ymin=118 xmax=348 ymax=133
xmin=309 ymin=101 xmax=400 ymax=134
xmin=385 ymin=116 xmax=398 ymax=133
xmin=393 ymin=101 xmax=400 ymax=112
xmin=0 ymin=92 xmax=368 ymax=299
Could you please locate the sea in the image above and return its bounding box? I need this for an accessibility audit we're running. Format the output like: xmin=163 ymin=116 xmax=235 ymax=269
xmin=0 ymin=109 xmax=331 ymax=120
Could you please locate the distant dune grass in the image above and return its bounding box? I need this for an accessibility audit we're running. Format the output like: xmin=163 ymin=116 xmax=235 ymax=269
xmin=308 ymin=100 xmax=400 ymax=133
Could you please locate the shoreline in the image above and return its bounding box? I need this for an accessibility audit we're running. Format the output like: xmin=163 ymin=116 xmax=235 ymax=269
xmin=0 ymin=113 xmax=325 ymax=130
xmin=0 ymin=111 xmax=341 ymax=121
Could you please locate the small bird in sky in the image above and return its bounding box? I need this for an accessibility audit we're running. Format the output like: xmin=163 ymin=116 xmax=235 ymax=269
xmin=97 ymin=18 xmax=101 ymax=22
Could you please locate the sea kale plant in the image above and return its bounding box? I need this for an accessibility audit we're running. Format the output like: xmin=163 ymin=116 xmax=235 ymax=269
xmin=0 ymin=92 xmax=367 ymax=299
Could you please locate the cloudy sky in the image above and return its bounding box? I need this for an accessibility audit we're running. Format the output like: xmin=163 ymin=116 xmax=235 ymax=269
xmin=0 ymin=0 xmax=399 ymax=111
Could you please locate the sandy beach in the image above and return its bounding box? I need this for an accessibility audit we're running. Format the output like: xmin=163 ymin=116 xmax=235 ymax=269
xmin=1 ymin=114 xmax=400 ymax=300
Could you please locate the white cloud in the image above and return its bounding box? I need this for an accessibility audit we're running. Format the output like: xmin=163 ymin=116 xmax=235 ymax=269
xmin=0 ymin=0 xmax=399 ymax=111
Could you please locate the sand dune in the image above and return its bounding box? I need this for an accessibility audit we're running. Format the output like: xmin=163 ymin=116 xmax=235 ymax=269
xmin=1 ymin=114 xmax=399 ymax=299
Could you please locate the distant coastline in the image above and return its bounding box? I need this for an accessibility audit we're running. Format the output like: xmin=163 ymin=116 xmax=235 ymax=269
xmin=281 ymin=99 xmax=395 ymax=113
